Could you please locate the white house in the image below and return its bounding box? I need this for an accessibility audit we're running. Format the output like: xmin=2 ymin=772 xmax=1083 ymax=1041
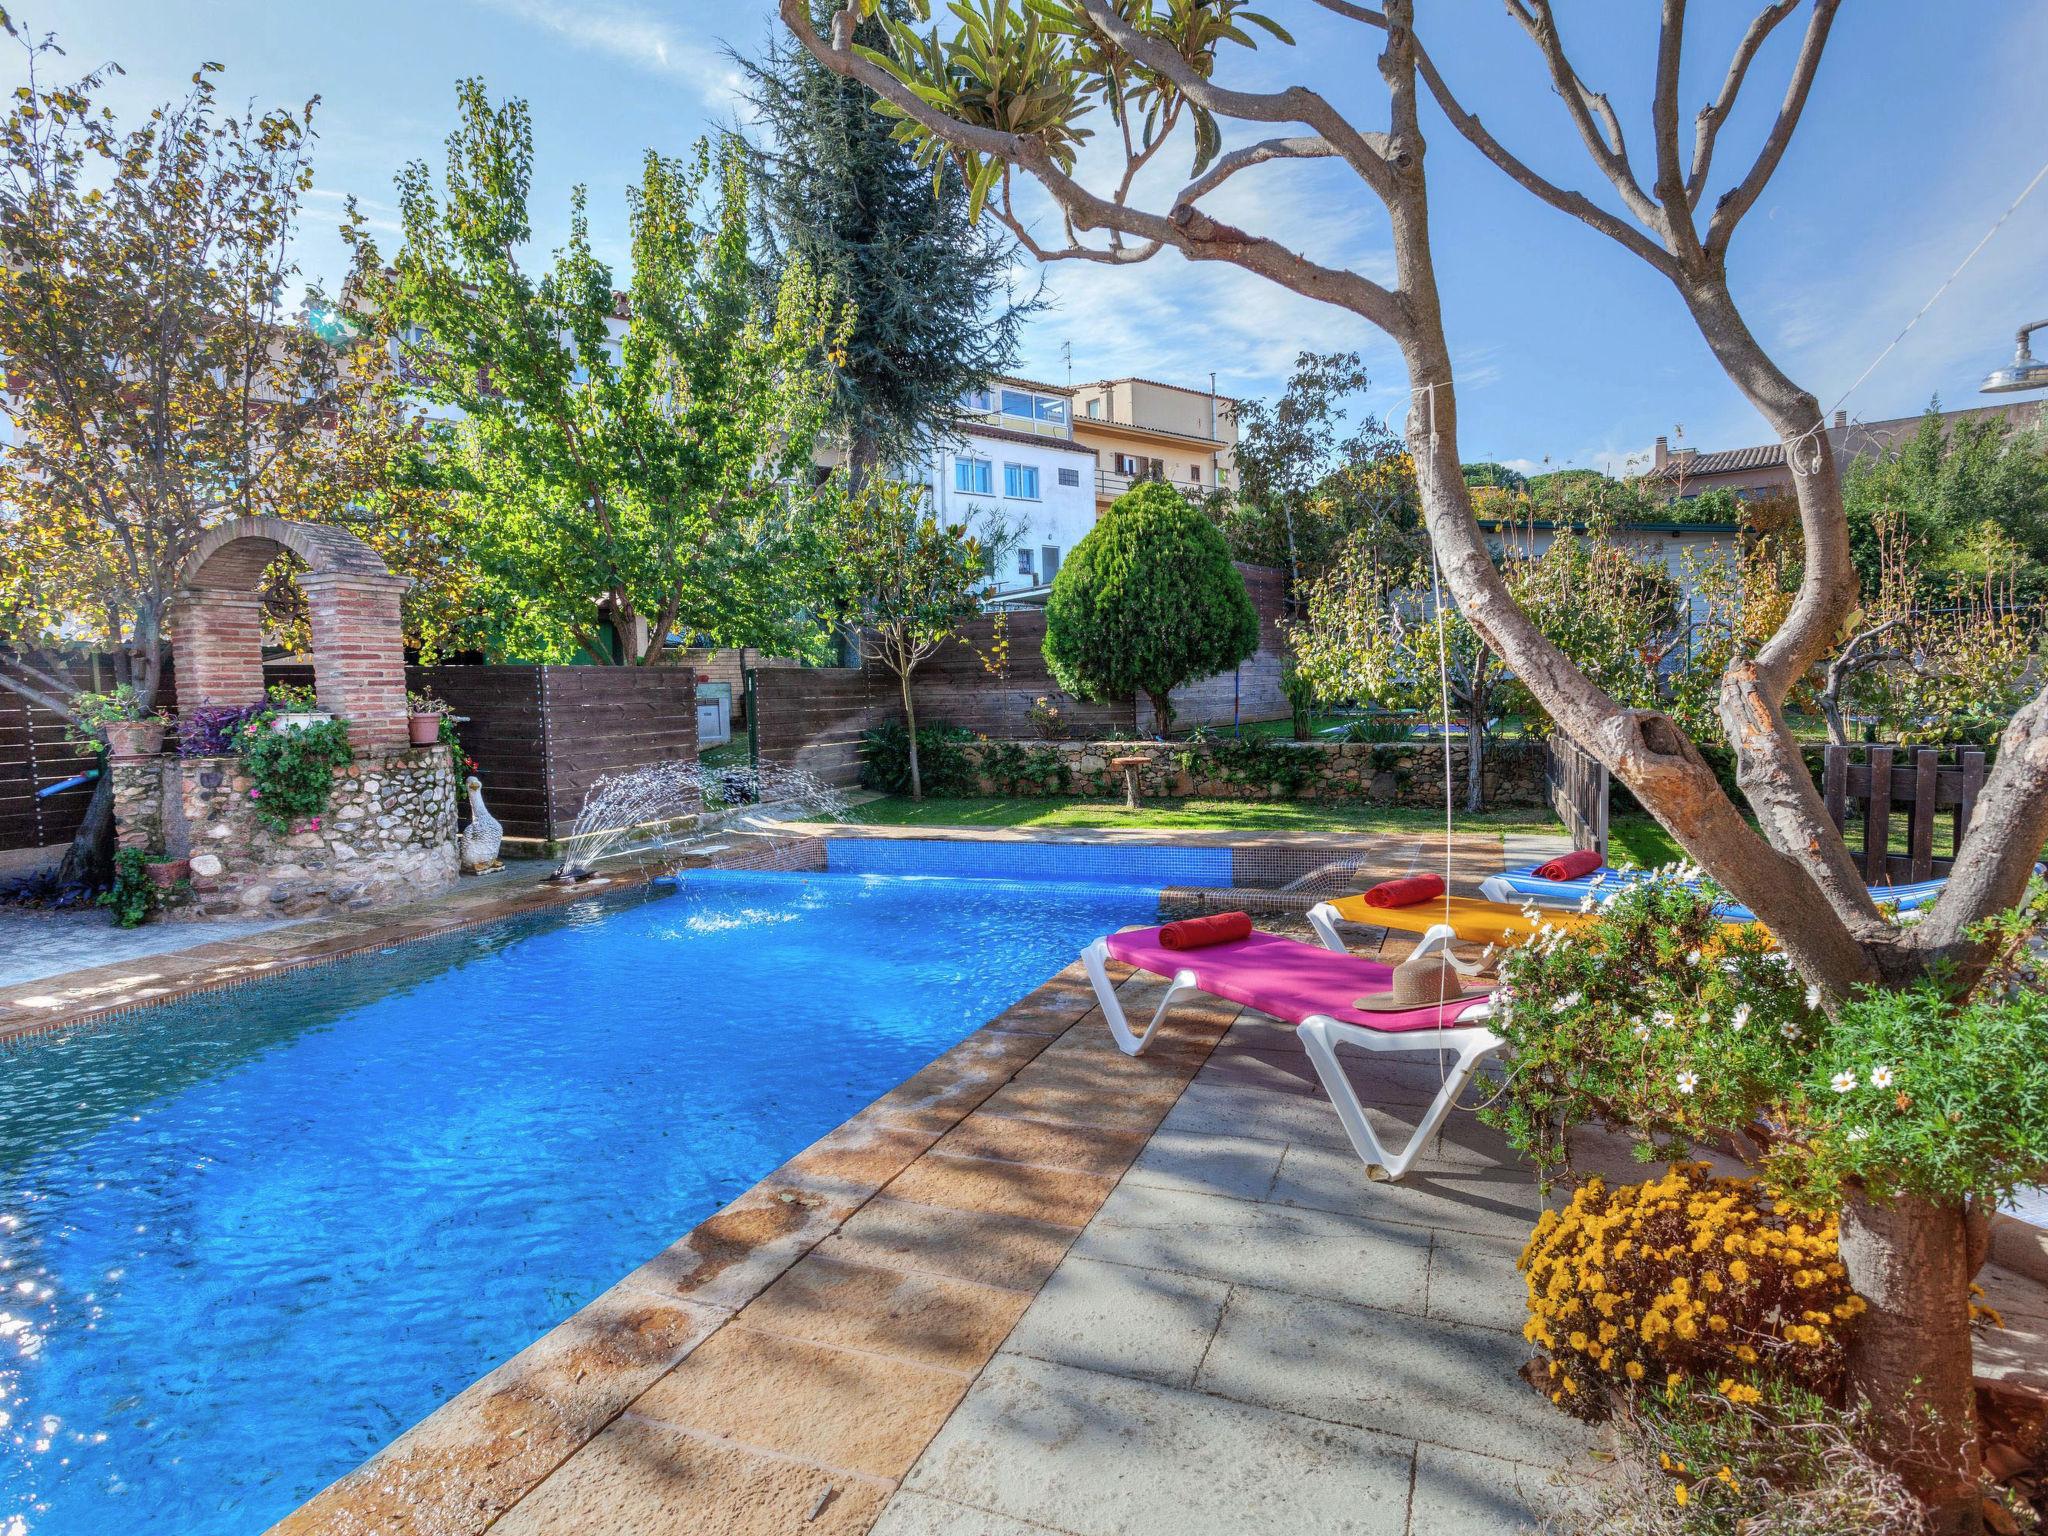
xmin=924 ymin=377 xmax=1099 ymax=597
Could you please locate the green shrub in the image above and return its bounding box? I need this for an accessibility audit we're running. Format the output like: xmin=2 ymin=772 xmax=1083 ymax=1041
xmin=98 ymin=847 xmax=158 ymax=928
xmin=1194 ymin=735 xmax=1317 ymax=796
xmin=1043 ymin=482 xmax=1259 ymax=734
xmin=235 ymin=716 xmax=354 ymax=833
xmin=859 ymin=720 xmax=976 ymax=796
xmin=979 ymin=741 xmax=1071 ymax=795
xmin=1342 ymin=714 xmax=1411 ymax=744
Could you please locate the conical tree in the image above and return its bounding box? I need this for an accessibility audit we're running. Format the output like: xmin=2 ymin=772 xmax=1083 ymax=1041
xmin=1043 ymin=482 xmax=1260 ymax=736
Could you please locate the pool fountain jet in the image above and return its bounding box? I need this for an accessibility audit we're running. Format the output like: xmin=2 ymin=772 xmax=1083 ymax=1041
xmin=551 ymin=761 xmax=858 ymax=881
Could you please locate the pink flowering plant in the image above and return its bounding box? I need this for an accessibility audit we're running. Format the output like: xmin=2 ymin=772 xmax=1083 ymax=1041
xmin=1486 ymin=867 xmax=2048 ymax=1212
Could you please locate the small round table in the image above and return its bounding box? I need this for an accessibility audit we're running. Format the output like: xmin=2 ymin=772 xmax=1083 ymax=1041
xmin=1110 ymin=755 xmax=1151 ymax=810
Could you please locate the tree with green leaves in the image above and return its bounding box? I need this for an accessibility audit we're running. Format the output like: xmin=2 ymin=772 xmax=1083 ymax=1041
xmin=346 ymin=84 xmax=851 ymax=665
xmin=1044 ymin=481 xmax=1258 ymax=735
xmin=784 ymin=1 xmax=2048 ymax=1509
xmin=826 ymin=478 xmax=993 ymax=798
xmin=1843 ymin=404 xmax=2048 ymax=603
xmin=0 ymin=27 xmax=337 ymax=885
xmin=735 ymin=2 xmax=1041 ymax=482
xmin=1211 ymin=350 xmax=1419 ymax=600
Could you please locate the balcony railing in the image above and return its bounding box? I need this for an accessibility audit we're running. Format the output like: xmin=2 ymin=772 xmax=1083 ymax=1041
xmin=1096 ymin=468 xmax=1218 ymax=500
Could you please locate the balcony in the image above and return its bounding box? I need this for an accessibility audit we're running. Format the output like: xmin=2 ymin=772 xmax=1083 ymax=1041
xmin=1096 ymin=467 xmax=1218 ymax=501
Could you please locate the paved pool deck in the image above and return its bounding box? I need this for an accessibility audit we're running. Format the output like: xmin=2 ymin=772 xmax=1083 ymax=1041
xmin=18 ymin=821 xmax=2039 ymax=1535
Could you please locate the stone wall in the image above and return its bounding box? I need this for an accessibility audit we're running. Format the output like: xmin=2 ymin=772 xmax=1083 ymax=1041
xmin=956 ymin=736 xmax=1547 ymax=808
xmin=112 ymin=745 xmax=458 ymax=917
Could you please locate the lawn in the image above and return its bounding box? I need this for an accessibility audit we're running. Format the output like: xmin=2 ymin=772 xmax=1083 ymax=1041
xmin=840 ymin=795 xmax=1564 ymax=837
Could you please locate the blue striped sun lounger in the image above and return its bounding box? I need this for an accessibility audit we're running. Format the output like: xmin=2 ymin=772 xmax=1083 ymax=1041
xmin=1478 ymin=865 xmax=1950 ymax=923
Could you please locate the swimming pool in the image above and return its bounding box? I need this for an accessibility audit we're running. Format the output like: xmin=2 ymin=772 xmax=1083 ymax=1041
xmin=0 ymin=867 xmax=1159 ymax=1535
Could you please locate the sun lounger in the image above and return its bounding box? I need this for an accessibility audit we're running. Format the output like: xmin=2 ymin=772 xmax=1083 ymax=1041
xmin=1481 ymin=864 xmax=1949 ymax=920
xmin=1080 ymin=926 xmax=1501 ymax=1180
xmin=1305 ymin=892 xmax=1582 ymax=973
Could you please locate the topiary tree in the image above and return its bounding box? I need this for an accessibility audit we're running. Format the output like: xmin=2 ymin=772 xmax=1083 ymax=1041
xmin=1043 ymin=482 xmax=1258 ymax=736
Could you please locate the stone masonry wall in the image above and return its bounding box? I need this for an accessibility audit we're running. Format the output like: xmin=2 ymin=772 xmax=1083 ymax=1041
xmin=956 ymin=737 xmax=1546 ymax=808
xmin=113 ymin=745 xmax=458 ymax=918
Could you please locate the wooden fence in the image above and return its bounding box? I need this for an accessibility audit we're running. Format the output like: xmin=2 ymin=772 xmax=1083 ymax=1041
xmin=1544 ymin=733 xmax=1610 ymax=856
xmin=1822 ymin=743 xmax=1986 ymax=883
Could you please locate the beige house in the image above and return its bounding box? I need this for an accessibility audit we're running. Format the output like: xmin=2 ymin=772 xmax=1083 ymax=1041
xmin=1070 ymin=376 xmax=1238 ymax=510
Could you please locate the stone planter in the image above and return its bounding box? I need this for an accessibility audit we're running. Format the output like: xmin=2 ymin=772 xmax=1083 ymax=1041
xmin=270 ymin=711 xmax=335 ymax=733
xmin=408 ymin=712 xmax=444 ymax=747
xmin=144 ymin=857 xmax=190 ymax=889
xmin=103 ymin=719 xmax=167 ymax=759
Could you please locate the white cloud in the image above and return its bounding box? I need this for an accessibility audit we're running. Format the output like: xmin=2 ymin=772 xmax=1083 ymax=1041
xmin=467 ymin=0 xmax=742 ymax=104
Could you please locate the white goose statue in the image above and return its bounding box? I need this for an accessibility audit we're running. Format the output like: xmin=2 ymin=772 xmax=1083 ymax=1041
xmin=460 ymin=775 xmax=503 ymax=873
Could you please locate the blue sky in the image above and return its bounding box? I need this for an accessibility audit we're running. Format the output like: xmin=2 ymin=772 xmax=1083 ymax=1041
xmin=23 ymin=1 xmax=2048 ymax=472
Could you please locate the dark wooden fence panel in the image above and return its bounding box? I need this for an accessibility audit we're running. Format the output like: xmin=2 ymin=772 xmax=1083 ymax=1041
xmin=750 ymin=665 xmax=892 ymax=787
xmin=413 ymin=666 xmax=549 ymax=841
xmin=1821 ymin=744 xmax=1985 ymax=883
xmin=916 ymin=610 xmax=1136 ymax=739
xmin=1545 ymin=733 xmax=1610 ymax=856
xmin=0 ymin=655 xmax=108 ymax=857
xmin=538 ymin=667 xmax=699 ymax=834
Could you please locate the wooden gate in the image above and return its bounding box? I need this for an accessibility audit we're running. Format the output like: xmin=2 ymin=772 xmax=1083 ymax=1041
xmin=1822 ymin=744 xmax=1985 ymax=884
xmin=1544 ymin=733 xmax=1609 ymax=856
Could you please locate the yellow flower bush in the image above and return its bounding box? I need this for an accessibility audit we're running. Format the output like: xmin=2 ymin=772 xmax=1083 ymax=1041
xmin=1519 ymin=1163 xmax=1864 ymax=1418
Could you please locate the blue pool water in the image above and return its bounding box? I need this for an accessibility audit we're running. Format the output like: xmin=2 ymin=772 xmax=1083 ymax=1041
xmin=0 ymin=868 xmax=1158 ymax=1535
xmin=827 ymin=836 xmax=1234 ymax=888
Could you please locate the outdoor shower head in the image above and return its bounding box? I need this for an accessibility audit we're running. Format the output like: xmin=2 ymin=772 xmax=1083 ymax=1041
xmin=1982 ymin=319 xmax=2048 ymax=393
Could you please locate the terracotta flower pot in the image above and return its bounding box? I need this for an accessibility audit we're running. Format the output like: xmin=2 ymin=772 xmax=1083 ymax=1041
xmin=144 ymin=858 xmax=189 ymax=889
xmin=103 ymin=719 xmax=167 ymax=759
xmin=408 ymin=712 xmax=443 ymax=747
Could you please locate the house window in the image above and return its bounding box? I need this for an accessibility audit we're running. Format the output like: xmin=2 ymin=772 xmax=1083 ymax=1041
xmin=1190 ymin=464 xmax=1202 ymax=484
xmin=1000 ymin=388 xmax=1035 ymax=420
xmin=1041 ymin=545 xmax=1061 ymax=581
xmin=1004 ymin=463 xmax=1040 ymax=500
xmin=1017 ymin=550 xmax=1034 ymax=576
xmin=1035 ymin=396 xmax=1068 ymax=431
xmin=954 ymin=456 xmax=993 ymax=495
xmin=1114 ymin=453 xmax=1142 ymax=476
xmin=1085 ymin=398 xmax=1101 ymax=418
xmin=962 ymin=386 xmax=992 ymax=412
xmin=1057 ymin=466 xmax=1080 ymax=487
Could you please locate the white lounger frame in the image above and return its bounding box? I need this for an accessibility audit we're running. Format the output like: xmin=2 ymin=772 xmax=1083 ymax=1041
xmin=1305 ymin=901 xmax=1483 ymax=975
xmin=1080 ymin=933 xmax=1505 ymax=1182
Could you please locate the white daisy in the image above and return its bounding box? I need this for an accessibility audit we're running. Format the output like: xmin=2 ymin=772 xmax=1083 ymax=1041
xmin=1653 ymin=1010 xmax=1677 ymax=1030
xmin=1552 ymin=992 xmax=1583 ymax=1013
xmin=1731 ymin=1004 xmax=1751 ymax=1032
xmin=1675 ymin=1071 xmax=1699 ymax=1095
xmin=1685 ymin=948 xmax=1702 ymax=966
xmin=1578 ymin=892 xmax=1596 ymax=913
xmin=1632 ymin=1021 xmax=1651 ymax=1040
xmin=1780 ymin=1020 xmax=1801 ymax=1040
xmin=1846 ymin=1127 xmax=1870 ymax=1143
xmin=1805 ymin=982 xmax=1823 ymax=1010
xmin=1869 ymin=1065 xmax=1893 ymax=1089
xmin=1830 ymin=1070 xmax=1857 ymax=1094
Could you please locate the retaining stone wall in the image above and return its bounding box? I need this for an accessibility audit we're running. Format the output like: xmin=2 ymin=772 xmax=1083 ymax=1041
xmin=112 ymin=745 xmax=458 ymax=918
xmin=956 ymin=737 xmax=1545 ymax=807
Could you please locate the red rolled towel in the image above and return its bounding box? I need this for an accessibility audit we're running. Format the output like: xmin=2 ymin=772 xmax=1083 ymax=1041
xmin=1158 ymin=911 xmax=1254 ymax=950
xmin=1361 ymin=874 xmax=1446 ymax=908
xmin=1534 ymin=849 xmax=1605 ymax=881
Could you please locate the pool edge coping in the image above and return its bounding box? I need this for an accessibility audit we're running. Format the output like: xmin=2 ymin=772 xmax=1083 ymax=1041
xmin=267 ymin=951 xmax=1221 ymax=1535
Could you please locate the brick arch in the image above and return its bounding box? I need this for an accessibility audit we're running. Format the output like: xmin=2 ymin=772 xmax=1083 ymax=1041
xmin=172 ymin=516 xmax=412 ymax=751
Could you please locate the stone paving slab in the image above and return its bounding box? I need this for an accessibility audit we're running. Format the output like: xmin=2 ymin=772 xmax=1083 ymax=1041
xmin=903 ymin=1354 xmax=1419 ymax=1536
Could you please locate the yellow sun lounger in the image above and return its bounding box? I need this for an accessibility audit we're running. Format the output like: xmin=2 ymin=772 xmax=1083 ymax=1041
xmin=1308 ymin=893 xmax=1584 ymax=972
xmin=1308 ymin=892 xmax=1756 ymax=972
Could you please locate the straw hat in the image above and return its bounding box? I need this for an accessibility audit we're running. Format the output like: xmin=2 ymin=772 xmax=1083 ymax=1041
xmin=1353 ymin=953 xmax=1488 ymax=1012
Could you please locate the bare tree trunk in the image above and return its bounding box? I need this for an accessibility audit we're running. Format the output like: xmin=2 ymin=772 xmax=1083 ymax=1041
xmin=900 ymin=667 xmax=923 ymax=801
xmin=1837 ymin=1189 xmax=1985 ymax=1535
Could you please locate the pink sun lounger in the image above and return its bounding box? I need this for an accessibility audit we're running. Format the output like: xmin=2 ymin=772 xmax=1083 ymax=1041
xmin=1081 ymin=926 xmax=1504 ymax=1181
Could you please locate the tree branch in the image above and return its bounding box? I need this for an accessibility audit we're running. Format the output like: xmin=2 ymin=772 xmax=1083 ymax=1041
xmin=789 ymin=0 xmax=1406 ymax=332
xmin=1909 ymin=678 xmax=2048 ymax=965
xmin=1688 ymin=0 xmax=1801 ymax=208
xmin=1171 ymin=135 xmax=1338 ymax=212
xmin=1704 ymin=0 xmax=1840 ymax=256
xmin=1403 ymin=31 xmax=1678 ymax=276
xmin=1511 ymin=0 xmax=1665 ymax=230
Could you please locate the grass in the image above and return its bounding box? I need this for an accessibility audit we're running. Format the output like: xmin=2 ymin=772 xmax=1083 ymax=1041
xmin=1608 ymin=814 xmax=1686 ymax=870
xmin=839 ymin=795 xmax=1564 ymax=837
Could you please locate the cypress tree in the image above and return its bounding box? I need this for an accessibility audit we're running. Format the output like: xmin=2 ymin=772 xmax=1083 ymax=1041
xmin=734 ymin=6 xmax=1043 ymax=482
